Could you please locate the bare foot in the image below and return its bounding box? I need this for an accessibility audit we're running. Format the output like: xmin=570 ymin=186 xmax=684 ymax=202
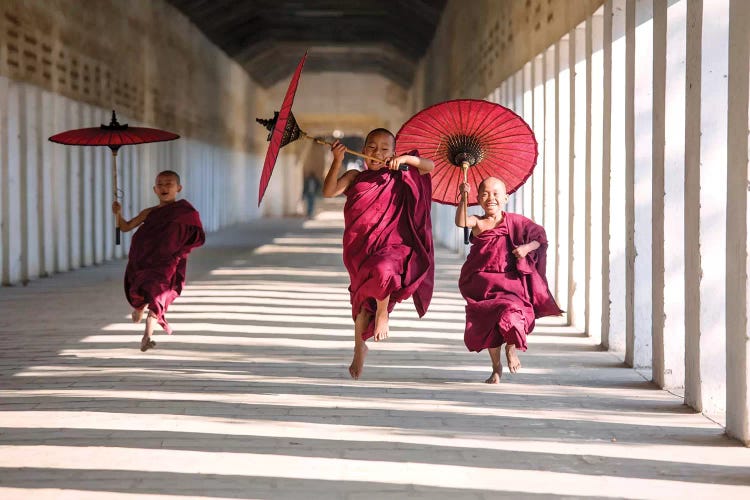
xmin=506 ymin=344 xmax=521 ymax=373
xmin=131 ymin=307 xmax=145 ymax=323
xmin=373 ymin=310 xmax=389 ymax=342
xmin=140 ymin=334 xmax=156 ymax=352
xmin=349 ymin=342 xmax=369 ymax=379
xmin=485 ymin=371 xmax=502 ymax=384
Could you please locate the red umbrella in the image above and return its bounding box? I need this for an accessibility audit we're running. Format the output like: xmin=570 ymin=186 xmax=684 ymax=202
xmin=49 ymin=110 xmax=179 ymax=245
xmin=396 ymin=99 xmax=538 ymax=243
xmin=256 ymin=51 xmax=401 ymax=206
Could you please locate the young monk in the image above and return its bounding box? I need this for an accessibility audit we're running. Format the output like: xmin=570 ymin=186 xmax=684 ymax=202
xmin=112 ymin=170 xmax=205 ymax=352
xmin=456 ymin=177 xmax=562 ymax=383
xmin=323 ymin=128 xmax=435 ymax=379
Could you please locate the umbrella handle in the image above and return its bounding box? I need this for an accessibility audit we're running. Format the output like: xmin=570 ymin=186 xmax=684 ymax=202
xmin=112 ymin=149 xmax=121 ymax=246
xmin=304 ymin=134 xmax=408 ymax=171
xmin=462 ymin=162 xmax=470 ymax=244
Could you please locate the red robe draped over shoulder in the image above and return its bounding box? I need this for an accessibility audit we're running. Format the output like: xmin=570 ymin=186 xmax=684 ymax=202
xmin=343 ymin=166 xmax=434 ymax=341
xmin=459 ymin=212 xmax=562 ymax=352
xmin=125 ymin=199 xmax=205 ymax=334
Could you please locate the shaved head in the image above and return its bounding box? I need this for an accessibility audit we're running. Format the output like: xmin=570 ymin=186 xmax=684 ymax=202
xmin=478 ymin=176 xmax=507 ymax=196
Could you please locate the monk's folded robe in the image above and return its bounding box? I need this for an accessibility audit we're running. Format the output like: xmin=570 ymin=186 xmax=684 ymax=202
xmin=125 ymin=200 xmax=205 ymax=334
xmin=459 ymin=212 xmax=562 ymax=352
xmin=343 ymin=165 xmax=434 ymax=341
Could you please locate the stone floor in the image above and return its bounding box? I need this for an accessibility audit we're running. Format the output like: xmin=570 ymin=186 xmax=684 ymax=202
xmin=0 ymin=199 xmax=748 ymax=499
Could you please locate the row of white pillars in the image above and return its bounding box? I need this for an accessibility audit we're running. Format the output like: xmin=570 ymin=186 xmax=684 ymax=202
xmin=0 ymin=77 xmax=267 ymax=286
xmin=484 ymin=0 xmax=749 ymax=443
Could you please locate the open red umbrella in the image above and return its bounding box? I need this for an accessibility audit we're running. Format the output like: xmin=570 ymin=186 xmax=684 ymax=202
xmin=49 ymin=110 xmax=179 ymax=245
xmin=396 ymin=99 xmax=538 ymax=243
xmin=256 ymin=51 xmax=402 ymax=206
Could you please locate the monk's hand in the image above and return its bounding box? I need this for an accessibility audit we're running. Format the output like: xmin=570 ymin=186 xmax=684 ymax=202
xmin=459 ymin=182 xmax=471 ymax=195
xmin=513 ymin=244 xmax=530 ymax=259
xmin=386 ymin=155 xmax=408 ymax=171
xmin=331 ymin=140 xmax=346 ymax=163
xmin=112 ymin=201 xmax=122 ymax=215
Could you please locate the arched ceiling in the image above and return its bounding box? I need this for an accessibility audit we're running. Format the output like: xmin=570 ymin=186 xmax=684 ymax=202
xmin=167 ymin=0 xmax=447 ymax=88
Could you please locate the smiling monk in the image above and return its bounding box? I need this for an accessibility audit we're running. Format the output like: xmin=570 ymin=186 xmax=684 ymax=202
xmin=456 ymin=177 xmax=562 ymax=383
xmin=112 ymin=170 xmax=205 ymax=352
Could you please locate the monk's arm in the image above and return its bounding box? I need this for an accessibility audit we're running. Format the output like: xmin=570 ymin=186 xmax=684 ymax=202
xmin=513 ymin=240 xmax=541 ymax=259
xmin=322 ymin=168 xmax=358 ymax=198
xmin=388 ymin=155 xmax=434 ymax=175
xmin=112 ymin=202 xmax=151 ymax=232
xmin=454 ymin=197 xmax=478 ymax=228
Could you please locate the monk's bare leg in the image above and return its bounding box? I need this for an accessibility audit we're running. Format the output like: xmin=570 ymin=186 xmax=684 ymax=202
xmin=506 ymin=343 xmax=522 ymax=373
xmin=131 ymin=306 xmax=145 ymax=323
xmin=140 ymin=312 xmax=157 ymax=352
xmin=349 ymin=308 xmax=370 ymax=379
xmin=485 ymin=347 xmax=503 ymax=384
xmin=373 ymin=296 xmax=390 ymax=342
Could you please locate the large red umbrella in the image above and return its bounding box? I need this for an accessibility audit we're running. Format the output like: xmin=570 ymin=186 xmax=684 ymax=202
xmin=256 ymin=51 xmax=402 ymax=206
xmin=396 ymin=99 xmax=538 ymax=243
xmin=49 ymin=110 xmax=179 ymax=245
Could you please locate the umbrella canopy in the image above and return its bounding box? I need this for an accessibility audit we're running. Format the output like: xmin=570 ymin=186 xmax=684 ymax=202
xmin=49 ymin=110 xmax=179 ymax=150
xmin=395 ymin=99 xmax=538 ymax=206
xmin=49 ymin=110 xmax=180 ymax=245
xmin=257 ymin=51 xmax=307 ymax=206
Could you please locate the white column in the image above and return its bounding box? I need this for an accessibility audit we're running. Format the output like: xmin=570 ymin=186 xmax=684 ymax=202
xmin=572 ymin=24 xmax=588 ymax=331
xmin=67 ymin=101 xmax=81 ymax=270
xmin=652 ymin=0 xmax=687 ymax=389
xmin=726 ymin=0 xmax=750 ymax=445
xmin=52 ymin=94 xmax=68 ymax=272
xmin=557 ymin=36 xmax=571 ymax=317
xmin=0 ymin=77 xmax=6 ymax=284
xmin=5 ymin=82 xmax=23 ymax=283
xmin=41 ymin=90 xmax=55 ymax=277
xmin=631 ymin=0 xmax=654 ymax=369
xmin=532 ymin=53 xmax=545 ymax=223
xmin=584 ymin=15 xmax=595 ymax=336
xmin=22 ymin=84 xmax=41 ymax=281
xmin=589 ymin=8 xmax=605 ymax=344
xmin=545 ymin=46 xmax=558 ymax=299
xmin=607 ymin=0 xmax=628 ymax=353
xmin=601 ymin=1 xmax=613 ymax=347
xmin=81 ymin=106 xmax=94 ymax=268
xmin=685 ymin=0 xmax=729 ymax=417
xmin=522 ymin=62 xmax=534 ymax=217
xmin=624 ymin=0 xmax=637 ymax=365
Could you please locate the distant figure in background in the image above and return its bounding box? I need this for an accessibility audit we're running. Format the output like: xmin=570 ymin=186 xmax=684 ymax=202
xmin=302 ymin=173 xmax=322 ymax=218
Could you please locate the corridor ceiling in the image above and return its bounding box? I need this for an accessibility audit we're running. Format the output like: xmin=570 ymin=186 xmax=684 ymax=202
xmin=167 ymin=0 xmax=448 ymax=88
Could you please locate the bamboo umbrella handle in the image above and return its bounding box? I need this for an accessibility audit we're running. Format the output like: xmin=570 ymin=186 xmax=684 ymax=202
xmin=301 ymin=132 xmax=408 ymax=171
xmin=111 ymin=149 xmax=121 ymax=245
xmin=462 ymin=162 xmax=470 ymax=244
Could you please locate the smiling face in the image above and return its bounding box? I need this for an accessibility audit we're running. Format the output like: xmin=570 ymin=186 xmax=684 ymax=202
xmin=153 ymin=172 xmax=182 ymax=204
xmin=362 ymin=130 xmax=395 ymax=170
xmin=478 ymin=177 xmax=508 ymax=217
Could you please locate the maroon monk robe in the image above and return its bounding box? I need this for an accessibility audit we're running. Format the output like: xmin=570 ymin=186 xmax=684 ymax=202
xmin=459 ymin=212 xmax=562 ymax=352
xmin=342 ymin=166 xmax=434 ymax=341
xmin=124 ymin=199 xmax=205 ymax=334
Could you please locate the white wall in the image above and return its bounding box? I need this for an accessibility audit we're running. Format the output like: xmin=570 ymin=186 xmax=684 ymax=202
xmin=0 ymin=77 xmax=264 ymax=285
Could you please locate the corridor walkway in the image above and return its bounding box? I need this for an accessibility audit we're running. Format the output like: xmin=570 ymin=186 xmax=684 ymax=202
xmin=0 ymin=199 xmax=748 ymax=499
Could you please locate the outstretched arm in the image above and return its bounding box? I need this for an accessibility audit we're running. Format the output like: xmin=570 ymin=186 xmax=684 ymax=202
xmin=322 ymin=140 xmax=359 ymax=197
xmin=454 ymin=182 xmax=479 ymax=228
xmin=386 ymin=154 xmax=434 ymax=175
xmin=112 ymin=201 xmax=152 ymax=232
